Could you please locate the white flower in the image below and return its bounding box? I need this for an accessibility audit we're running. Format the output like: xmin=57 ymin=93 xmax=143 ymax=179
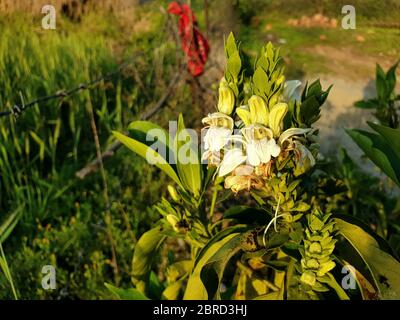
xmin=246 ymin=138 xmax=280 ymax=166
xmin=218 ymin=125 xmax=315 ymax=177
xmin=203 ymin=126 xmax=232 ymax=152
xmin=218 ymin=125 xmax=281 ymax=177
xmin=202 ymin=112 xmax=234 ymax=147
xmin=202 ymin=112 xmax=235 ymax=164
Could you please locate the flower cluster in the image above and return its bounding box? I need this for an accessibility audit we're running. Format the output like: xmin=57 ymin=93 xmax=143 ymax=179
xmin=202 ymin=35 xmax=318 ymax=194
xmin=298 ymin=211 xmax=337 ymax=292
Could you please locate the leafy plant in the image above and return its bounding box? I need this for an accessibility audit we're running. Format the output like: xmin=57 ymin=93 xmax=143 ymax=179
xmin=354 ymin=62 xmax=399 ymax=128
xmin=347 ymin=122 xmax=400 ymax=187
xmin=346 ymin=61 xmax=400 ymax=266
xmin=111 ymin=33 xmax=400 ymax=300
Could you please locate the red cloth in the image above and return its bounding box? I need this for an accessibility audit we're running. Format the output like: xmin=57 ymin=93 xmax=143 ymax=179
xmin=168 ymin=1 xmax=210 ymax=77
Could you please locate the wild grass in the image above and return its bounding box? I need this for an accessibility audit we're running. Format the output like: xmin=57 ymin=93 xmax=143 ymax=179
xmin=0 ymin=5 xmax=187 ymax=298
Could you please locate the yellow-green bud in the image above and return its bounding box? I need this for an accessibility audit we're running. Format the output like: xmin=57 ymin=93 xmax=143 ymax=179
xmin=305 ymin=258 xmax=320 ymax=269
xmin=309 ymin=242 xmax=322 ymax=254
xmin=248 ymin=95 xmax=269 ymax=126
xmin=167 ymin=185 xmax=181 ymax=202
xmin=166 ymin=214 xmax=179 ymax=232
xmin=317 ymin=261 xmax=336 ymax=277
xmin=217 ymin=80 xmax=235 ymax=115
xmin=300 ymin=271 xmax=316 ymax=287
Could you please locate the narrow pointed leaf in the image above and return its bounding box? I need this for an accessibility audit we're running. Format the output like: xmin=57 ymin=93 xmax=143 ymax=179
xmin=113 ymin=131 xmax=183 ymax=189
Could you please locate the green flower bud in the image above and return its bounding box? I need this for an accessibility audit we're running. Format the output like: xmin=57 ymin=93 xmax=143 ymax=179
xmin=217 ymin=80 xmax=235 ymax=115
xmin=305 ymin=258 xmax=320 ymax=269
xmin=300 ymin=271 xmax=316 ymax=287
xmin=317 ymin=261 xmax=336 ymax=277
xmin=309 ymin=242 xmax=322 ymax=254
xmin=166 ymin=214 xmax=179 ymax=232
xmin=167 ymin=185 xmax=181 ymax=202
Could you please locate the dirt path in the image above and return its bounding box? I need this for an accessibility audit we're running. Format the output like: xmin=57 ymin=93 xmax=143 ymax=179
xmin=307 ymin=45 xmax=399 ymax=169
xmin=316 ymin=75 xmax=375 ymax=165
xmin=307 ymin=45 xmax=398 ymax=79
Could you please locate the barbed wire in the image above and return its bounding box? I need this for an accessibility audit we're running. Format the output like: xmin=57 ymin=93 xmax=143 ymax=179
xmin=0 ymin=53 xmax=142 ymax=119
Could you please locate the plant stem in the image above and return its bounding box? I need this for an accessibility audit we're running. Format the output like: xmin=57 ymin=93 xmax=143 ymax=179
xmin=209 ymin=184 xmax=219 ymax=221
xmin=85 ymin=91 xmax=119 ymax=284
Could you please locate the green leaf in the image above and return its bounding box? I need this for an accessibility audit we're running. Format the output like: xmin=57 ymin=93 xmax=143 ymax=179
xmin=173 ymin=114 xmax=202 ymax=198
xmin=225 ymin=32 xmax=237 ymax=58
xmin=307 ymin=79 xmax=322 ymax=97
xmin=148 ymin=271 xmax=165 ymax=299
xmin=347 ymin=128 xmax=400 ymax=186
xmin=200 ymin=233 xmax=242 ymax=299
xmin=300 ymin=96 xmax=320 ymax=125
xmin=368 ymin=122 xmax=400 ymax=160
xmin=334 ymin=218 xmax=400 ymax=299
xmin=105 ymin=283 xmax=149 ymax=300
xmin=376 ymin=64 xmax=388 ymax=101
xmin=319 ymin=273 xmax=350 ymax=300
xmin=354 ymin=99 xmax=379 ymax=109
xmin=112 ymin=131 xmax=184 ymax=189
xmin=253 ymin=67 xmax=269 ymax=99
xmin=227 ymin=51 xmax=242 ymax=80
xmin=195 ymin=225 xmax=248 ymax=264
xmin=333 ymin=214 xmax=394 ymax=254
xmin=0 ymin=206 xmax=22 ymax=244
xmin=386 ymin=61 xmax=399 ymax=95
xmin=128 ymin=120 xmax=175 ymax=163
xmin=131 ymin=225 xmax=167 ymax=293
xmin=184 ymin=233 xmax=241 ymax=300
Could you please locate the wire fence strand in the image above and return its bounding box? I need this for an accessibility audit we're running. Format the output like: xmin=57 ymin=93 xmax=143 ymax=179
xmin=0 ymin=53 xmax=142 ymax=119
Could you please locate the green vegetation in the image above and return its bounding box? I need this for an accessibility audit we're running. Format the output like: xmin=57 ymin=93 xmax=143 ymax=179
xmin=0 ymin=3 xmax=192 ymax=299
xmin=233 ymin=1 xmax=400 ymax=77
xmin=0 ymin=0 xmax=399 ymax=300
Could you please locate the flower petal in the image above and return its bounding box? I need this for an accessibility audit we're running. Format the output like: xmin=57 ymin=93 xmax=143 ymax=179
xmin=256 ymin=139 xmax=272 ymax=163
xmin=248 ymin=95 xmax=269 ymax=126
xmin=247 ymin=142 xmax=261 ymax=166
xmin=204 ymin=127 xmax=232 ymax=152
xmin=236 ymin=108 xmax=252 ymax=127
xmin=267 ymin=139 xmax=281 ymax=158
xmin=218 ymin=148 xmax=246 ymax=177
xmin=202 ymin=112 xmax=234 ymax=130
xmin=234 ymin=165 xmax=254 ymax=176
xmin=269 ymin=103 xmax=288 ymax=137
xmin=278 ymin=128 xmax=312 ymax=145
